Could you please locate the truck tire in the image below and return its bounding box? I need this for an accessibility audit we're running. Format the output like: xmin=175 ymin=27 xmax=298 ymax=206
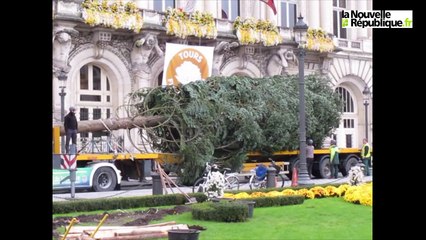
xmin=341 ymin=155 xmax=359 ymax=176
xmin=92 ymin=167 xmax=117 ymax=192
xmin=312 ymin=161 xmax=321 ymax=178
xmin=319 ymin=157 xmax=331 ymax=179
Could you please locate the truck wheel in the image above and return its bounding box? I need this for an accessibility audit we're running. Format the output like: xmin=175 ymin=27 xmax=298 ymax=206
xmin=312 ymin=161 xmax=321 ymax=178
xmin=319 ymin=157 xmax=331 ymax=179
xmin=93 ymin=167 xmax=117 ymax=192
xmin=341 ymin=156 xmax=359 ymax=176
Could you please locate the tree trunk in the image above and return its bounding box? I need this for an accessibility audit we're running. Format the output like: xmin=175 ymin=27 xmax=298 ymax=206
xmin=56 ymin=115 xmax=166 ymax=136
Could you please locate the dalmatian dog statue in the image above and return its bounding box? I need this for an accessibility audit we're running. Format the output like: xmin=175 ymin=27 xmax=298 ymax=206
xmin=347 ymin=163 xmax=365 ymax=186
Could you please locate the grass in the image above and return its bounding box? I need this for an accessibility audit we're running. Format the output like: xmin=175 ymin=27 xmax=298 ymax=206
xmin=53 ymin=197 xmax=372 ymax=240
xmin=155 ymin=197 xmax=372 ymax=240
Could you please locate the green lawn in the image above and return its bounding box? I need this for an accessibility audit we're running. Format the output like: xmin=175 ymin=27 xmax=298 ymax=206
xmin=54 ymin=197 xmax=372 ymax=240
xmin=155 ymin=197 xmax=372 ymax=240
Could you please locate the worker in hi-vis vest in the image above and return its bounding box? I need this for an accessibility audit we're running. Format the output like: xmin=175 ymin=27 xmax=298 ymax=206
xmin=361 ymin=138 xmax=372 ymax=176
xmin=329 ymin=139 xmax=340 ymax=179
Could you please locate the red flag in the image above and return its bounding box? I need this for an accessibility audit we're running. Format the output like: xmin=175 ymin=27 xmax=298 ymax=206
xmin=260 ymin=0 xmax=277 ymax=15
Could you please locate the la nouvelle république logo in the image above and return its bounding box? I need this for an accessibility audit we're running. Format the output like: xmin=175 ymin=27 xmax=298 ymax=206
xmin=341 ymin=10 xmax=413 ymax=28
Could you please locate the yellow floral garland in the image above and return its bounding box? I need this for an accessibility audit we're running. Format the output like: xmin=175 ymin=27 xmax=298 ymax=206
xmin=305 ymin=28 xmax=335 ymax=53
xmin=81 ymin=0 xmax=143 ymax=33
xmin=163 ymin=8 xmax=217 ymax=39
xmin=233 ymin=17 xmax=282 ymax=47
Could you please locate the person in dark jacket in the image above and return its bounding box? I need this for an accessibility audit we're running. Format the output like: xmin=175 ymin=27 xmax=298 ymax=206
xmin=64 ymin=106 xmax=78 ymax=153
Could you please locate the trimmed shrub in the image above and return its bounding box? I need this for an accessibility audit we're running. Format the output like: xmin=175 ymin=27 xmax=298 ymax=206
xmin=53 ymin=193 xmax=207 ymax=214
xmin=234 ymin=195 xmax=304 ymax=208
xmin=192 ymin=201 xmax=248 ymax=222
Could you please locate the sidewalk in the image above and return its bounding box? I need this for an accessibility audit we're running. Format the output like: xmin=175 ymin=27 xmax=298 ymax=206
xmin=53 ymin=174 xmax=372 ymax=202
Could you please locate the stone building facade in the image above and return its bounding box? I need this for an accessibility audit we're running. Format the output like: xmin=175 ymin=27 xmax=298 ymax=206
xmin=52 ymin=0 xmax=373 ymax=151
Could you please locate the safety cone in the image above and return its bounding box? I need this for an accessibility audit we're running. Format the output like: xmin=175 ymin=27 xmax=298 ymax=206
xmin=291 ymin=167 xmax=298 ymax=187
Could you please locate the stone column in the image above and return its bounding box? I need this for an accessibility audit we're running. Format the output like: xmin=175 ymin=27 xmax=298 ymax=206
xmin=320 ymin=0 xmax=333 ymax=33
xmin=204 ymin=0 xmax=218 ymax=18
xmin=181 ymin=0 xmax=202 ymax=12
xmin=246 ymin=0 xmax=260 ymax=19
xmin=134 ymin=0 xmax=148 ymax=9
xmin=357 ymin=0 xmax=368 ymax=39
xmin=307 ymin=0 xmax=320 ymax=28
xmin=367 ymin=0 xmax=373 ymax=39
xmin=266 ymin=0 xmax=277 ymax=24
xmin=298 ymin=0 xmax=307 ymax=19
xmin=348 ymin=0 xmax=357 ymax=40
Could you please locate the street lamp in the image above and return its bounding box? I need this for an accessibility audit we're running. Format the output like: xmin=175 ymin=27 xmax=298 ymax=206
xmin=293 ymin=15 xmax=310 ymax=184
xmin=58 ymin=71 xmax=67 ymax=153
xmin=362 ymin=85 xmax=371 ymax=140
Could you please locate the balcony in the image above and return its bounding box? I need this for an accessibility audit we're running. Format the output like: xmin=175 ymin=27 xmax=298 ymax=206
xmin=335 ymin=39 xmax=372 ymax=53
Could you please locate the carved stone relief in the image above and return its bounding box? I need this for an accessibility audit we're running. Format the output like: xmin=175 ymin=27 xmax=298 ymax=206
xmin=130 ymin=33 xmax=164 ymax=87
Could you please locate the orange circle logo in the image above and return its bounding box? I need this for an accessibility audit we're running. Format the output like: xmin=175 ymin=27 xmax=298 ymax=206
xmin=166 ymin=48 xmax=209 ymax=86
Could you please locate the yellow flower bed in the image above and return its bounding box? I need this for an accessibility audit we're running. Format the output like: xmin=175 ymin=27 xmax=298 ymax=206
xmin=222 ymin=182 xmax=372 ymax=206
xmin=343 ymin=182 xmax=372 ymax=206
xmin=233 ymin=17 xmax=282 ymax=46
xmin=304 ymin=28 xmax=335 ymax=53
xmin=81 ymin=0 xmax=143 ymax=33
xmin=163 ymin=8 xmax=217 ymax=39
xmin=295 ymin=188 xmax=315 ymax=199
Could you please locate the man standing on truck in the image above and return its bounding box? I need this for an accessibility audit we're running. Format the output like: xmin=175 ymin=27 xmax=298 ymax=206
xmin=64 ymin=106 xmax=78 ymax=154
xmin=361 ymin=138 xmax=372 ymax=176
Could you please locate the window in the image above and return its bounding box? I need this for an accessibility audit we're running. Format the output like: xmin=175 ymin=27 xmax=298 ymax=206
xmin=345 ymin=134 xmax=352 ymax=148
xmin=334 ymin=86 xmax=357 ymax=148
xmin=343 ymin=119 xmax=354 ymax=128
xmin=221 ymin=0 xmax=239 ymax=21
xmin=78 ymin=64 xmax=111 ymax=103
xmin=80 ymin=65 xmax=88 ymax=89
xmin=79 ymin=108 xmax=89 ymax=138
xmin=336 ymin=87 xmax=354 ymax=113
xmin=279 ymin=0 xmax=297 ymax=28
xmin=158 ymin=71 xmax=163 ymax=86
xmin=332 ymin=134 xmax=337 ymax=142
xmin=333 ymin=0 xmax=347 ymax=39
xmin=154 ymin=0 xmax=175 ymax=12
xmin=76 ymin=63 xmax=113 ymax=147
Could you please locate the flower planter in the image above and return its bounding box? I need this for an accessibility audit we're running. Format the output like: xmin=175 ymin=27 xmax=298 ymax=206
xmin=168 ymin=229 xmax=200 ymax=240
xmin=237 ymin=200 xmax=256 ymax=218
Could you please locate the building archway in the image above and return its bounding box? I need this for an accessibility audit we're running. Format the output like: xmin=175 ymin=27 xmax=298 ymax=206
xmin=221 ymin=57 xmax=261 ymax=77
xmin=63 ymin=47 xmax=132 ymax=151
xmin=332 ymin=75 xmax=372 ymax=148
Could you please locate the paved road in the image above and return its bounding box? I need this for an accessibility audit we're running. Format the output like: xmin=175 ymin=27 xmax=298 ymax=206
xmin=53 ymin=174 xmax=372 ymax=202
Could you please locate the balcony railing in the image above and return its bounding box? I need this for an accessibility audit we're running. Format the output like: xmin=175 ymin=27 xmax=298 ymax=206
xmin=337 ymin=39 xmax=371 ymax=52
xmin=54 ymin=1 xmax=370 ymax=51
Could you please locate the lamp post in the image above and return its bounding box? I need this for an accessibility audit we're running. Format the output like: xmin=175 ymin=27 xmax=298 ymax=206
xmin=58 ymin=71 xmax=67 ymax=154
xmin=362 ymin=85 xmax=371 ymax=140
xmin=293 ymin=15 xmax=311 ymax=184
